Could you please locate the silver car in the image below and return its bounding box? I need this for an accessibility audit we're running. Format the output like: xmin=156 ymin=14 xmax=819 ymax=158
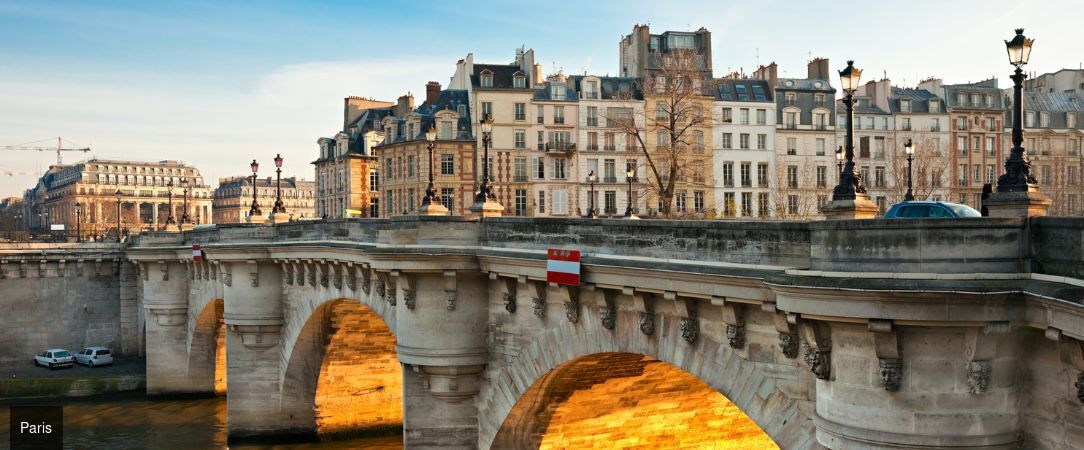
xmin=74 ymin=347 xmax=114 ymax=367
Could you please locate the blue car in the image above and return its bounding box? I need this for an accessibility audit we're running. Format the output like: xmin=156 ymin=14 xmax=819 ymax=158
xmin=883 ymin=201 xmax=982 ymax=218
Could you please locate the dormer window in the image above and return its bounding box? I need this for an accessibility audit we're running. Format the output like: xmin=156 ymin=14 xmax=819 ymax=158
xmin=985 ymin=95 xmax=994 ymax=108
xmin=457 ymin=104 xmax=466 ymax=116
xmin=550 ymin=83 xmax=566 ymax=100
xmin=513 ymin=73 xmax=526 ymax=89
xmin=957 ymin=93 xmax=966 ymax=105
xmin=1069 ymin=113 xmax=1078 ymax=128
xmin=440 ymin=121 xmax=453 ymax=139
xmin=1025 ymin=111 xmax=1035 ymax=127
xmin=929 ymin=101 xmax=940 ymax=113
xmin=585 ymin=80 xmax=598 ymax=99
xmin=971 ymin=94 xmax=980 ymax=105
xmin=900 ymin=99 xmax=911 ymax=113
xmin=1040 ymin=112 xmax=1050 ymax=127
xmin=480 ymin=70 xmax=494 ymax=88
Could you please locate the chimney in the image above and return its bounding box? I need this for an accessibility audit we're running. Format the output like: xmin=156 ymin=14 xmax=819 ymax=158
xmin=807 ymin=57 xmax=830 ymax=80
xmin=754 ymin=62 xmax=778 ymax=88
xmin=425 ymin=81 xmax=441 ymax=106
xmin=394 ymin=93 xmax=415 ymax=117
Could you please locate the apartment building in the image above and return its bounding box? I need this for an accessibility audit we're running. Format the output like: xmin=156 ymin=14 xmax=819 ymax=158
xmin=713 ymin=78 xmax=775 ymax=218
xmin=619 ymin=24 xmax=712 ymax=78
xmin=212 ymin=176 xmax=315 ymax=223
xmin=570 ymin=75 xmax=646 ymax=217
xmin=1006 ymin=87 xmax=1084 ymax=215
xmin=887 ymin=84 xmax=952 ymax=203
xmin=314 ymin=96 xmax=391 ymax=218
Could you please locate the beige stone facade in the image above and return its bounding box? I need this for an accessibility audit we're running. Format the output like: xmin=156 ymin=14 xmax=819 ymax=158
xmin=22 ymin=158 xmax=212 ymax=238
xmin=211 ymin=176 xmax=315 ymax=224
xmin=314 ymin=97 xmax=391 ymax=219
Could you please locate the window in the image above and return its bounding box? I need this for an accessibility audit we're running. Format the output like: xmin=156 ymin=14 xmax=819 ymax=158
xmin=554 ymin=106 xmax=565 ymax=124
xmin=957 ymin=117 xmax=967 ymax=131
xmin=440 ymin=121 xmax=453 ymax=139
xmin=604 ymin=159 xmax=615 ymax=182
xmin=741 ymin=192 xmax=752 ymax=216
xmin=552 ymin=189 xmax=568 ymax=214
xmin=739 ymin=133 xmax=750 ymax=149
xmin=1069 ymin=113 xmax=1078 ymax=129
xmin=756 ymin=109 xmax=767 ymax=125
xmin=604 ymin=132 xmax=615 ymax=151
xmin=739 ymin=108 xmax=750 ymax=124
xmin=757 ymin=163 xmax=768 ymax=187
xmin=586 ymin=106 xmax=598 ymax=127
xmin=722 ymin=163 xmax=734 ymax=187
xmin=957 ymin=137 xmax=967 ymax=156
xmin=407 ymin=188 xmax=416 ymax=212
xmin=537 ymin=130 xmax=545 ymax=150
xmin=816 ymin=138 xmax=825 ymax=156
xmin=385 ymin=158 xmax=393 ymax=180
xmin=1040 ymin=112 xmax=1050 ymax=128
xmin=535 ymin=157 xmax=545 ymax=179
xmin=787 ymin=138 xmax=797 ymax=155
xmin=816 ymin=114 xmax=827 ymax=130
xmin=973 ymin=164 xmax=981 ymax=182
xmin=900 ymin=99 xmax=911 ymax=113
xmin=814 ymin=93 xmax=826 ymax=107
xmin=514 ymin=189 xmax=528 ymax=216
xmin=722 ymin=133 xmax=733 ymax=149
xmin=785 ymin=112 xmax=797 ymax=128
xmin=758 ymin=193 xmax=769 ymax=217
xmin=441 ymin=188 xmax=455 ymax=211
xmin=537 ymin=105 xmax=544 ymax=124
xmin=723 ymin=192 xmax=735 ymax=216
xmin=873 ymin=137 xmax=885 ymax=159
xmin=514 ymin=157 xmax=528 ymax=182
xmin=514 ymin=74 xmax=526 ymax=89
xmin=986 ymin=165 xmax=995 ymax=184
xmin=721 ymin=108 xmax=732 ymax=123
xmin=958 ymin=164 xmax=968 ymax=186
xmin=440 ymin=154 xmax=454 ymax=175
xmin=816 ymin=166 xmax=827 ymax=188
xmin=986 ymin=137 xmax=996 ymax=156
xmin=514 ymin=103 xmax=526 ymax=121
xmin=480 ymin=72 xmax=493 ymax=87
xmin=675 ymin=191 xmax=687 ymax=212
xmin=757 ymin=134 xmax=767 ymax=150
xmin=859 ymin=137 xmax=870 ymax=158
xmin=604 ymin=191 xmax=617 ymax=215
xmin=874 ymin=167 xmax=885 ymax=188
xmin=538 ymin=190 xmax=545 ymax=213
xmin=407 ymin=155 xmax=415 ymax=178
xmin=787 ymin=195 xmax=799 ymax=215
xmin=694 ymin=130 xmax=705 ymax=151
xmin=1069 ymin=166 xmax=1079 ymax=185
xmin=1041 ymin=165 xmax=1051 ymax=184
xmin=932 ymin=118 xmax=941 ymax=132
xmin=902 ymin=118 xmax=911 ymax=131
xmin=515 ymin=129 xmax=526 ymax=149
xmin=585 ymin=80 xmax=598 ymax=99
xmin=787 ymin=166 xmax=798 ymax=189
xmin=369 ymin=170 xmax=379 ymax=191
xmin=930 ymin=101 xmax=940 ymax=113
xmin=1026 ymin=111 xmax=1035 ymax=127
xmin=740 ymin=162 xmax=752 ymax=187
xmin=550 ymin=84 xmax=567 ymax=100
xmin=784 ymin=92 xmax=796 ymax=106
xmin=553 ymin=158 xmax=567 ymax=179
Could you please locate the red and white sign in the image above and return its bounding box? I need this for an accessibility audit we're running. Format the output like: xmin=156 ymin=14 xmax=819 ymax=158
xmin=192 ymin=244 xmax=203 ymax=262
xmin=546 ymin=248 xmax=581 ymax=286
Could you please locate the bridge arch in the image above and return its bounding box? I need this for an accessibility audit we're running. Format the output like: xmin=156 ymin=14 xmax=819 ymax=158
xmin=278 ymin=296 xmax=402 ymax=440
xmin=187 ymin=298 xmax=225 ymax=395
xmin=478 ymin=311 xmax=819 ymax=449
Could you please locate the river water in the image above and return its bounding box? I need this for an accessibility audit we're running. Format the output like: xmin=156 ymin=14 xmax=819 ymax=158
xmin=0 ymin=394 xmax=402 ymax=449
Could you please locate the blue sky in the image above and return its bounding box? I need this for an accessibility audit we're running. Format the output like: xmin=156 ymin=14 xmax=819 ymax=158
xmin=0 ymin=0 xmax=1079 ymax=197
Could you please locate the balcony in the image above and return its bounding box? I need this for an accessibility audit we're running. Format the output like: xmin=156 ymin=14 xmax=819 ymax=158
xmin=783 ymin=123 xmax=798 ymax=130
xmin=741 ymin=180 xmax=752 ymax=188
xmin=545 ymin=142 xmax=576 ymax=152
xmin=931 ymin=126 xmax=941 ymax=132
xmin=554 ymin=117 xmax=565 ymax=125
xmin=513 ymin=175 xmax=529 ymax=183
xmin=758 ymin=180 xmax=769 ymax=188
xmin=584 ymin=92 xmax=599 ymax=100
xmin=603 ymin=145 xmax=616 ymax=151
xmin=603 ymin=176 xmax=617 ymax=183
xmin=586 ymin=118 xmax=598 ymax=127
xmin=815 ymin=124 xmax=828 ymax=131
xmin=902 ymin=125 xmax=912 ymax=131
xmin=537 ymin=116 xmax=544 ymax=124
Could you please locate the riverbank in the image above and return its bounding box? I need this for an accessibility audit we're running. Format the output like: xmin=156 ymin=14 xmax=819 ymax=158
xmin=0 ymin=357 xmax=145 ymax=399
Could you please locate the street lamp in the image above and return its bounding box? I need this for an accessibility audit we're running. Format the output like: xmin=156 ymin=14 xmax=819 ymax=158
xmin=165 ymin=179 xmax=175 ymax=228
xmin=474 ymin=115 xmax=496 ymax=203
xmin=835 ymin=146 xmax=844 ymax=181
xmin=74 ymin=202 xmax=82 ymax=242
xmin=179 ymin=177 xmax=190 ymax=226
xmin=904 ymin=139 xmax=916 ymax=201
xmin=272 ymin=154 xmax=285 ymax=214
xmin=831 ymin=60 xmax=869 ymax=201
xmin=624 ymin=167 xmax=638 ymax=219
xmin=114 ymin=190 xmax=122 ymax=242
xmin=586 ymin=170 xmax=598 ymax=218
xmin=996 ymin=28 xmax=1038 ymax=193
xmin=248 ymin=159 xmax=262 ymax=219
xmin=422 ymin=125 xmax=441 ymax=207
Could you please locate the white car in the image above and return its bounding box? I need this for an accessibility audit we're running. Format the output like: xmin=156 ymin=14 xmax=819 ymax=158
xmin=74 ymin=347 xmax=114 ymax=367
xmin=34 ymin=349 xmax=74 ymax=368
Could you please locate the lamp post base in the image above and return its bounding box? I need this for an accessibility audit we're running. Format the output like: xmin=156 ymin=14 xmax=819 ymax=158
xmin=984 ymin=190 xmax=1052 ymax=218
xmin=821 ymin=195 xmax=879 ymax=220
xmin=178 ymin=223 xmax=195 ymax=231
xmin=468 ymin=199 xmax=504 ymax=218
xmin=416 ymin=202 xmax=450 ymax=216
xmin=265 ymin=213 xmax=291 ymax=224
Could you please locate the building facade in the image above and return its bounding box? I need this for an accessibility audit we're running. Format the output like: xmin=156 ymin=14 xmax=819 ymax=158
xmin=886 ymin=84 xmax=952 ymax=204
xmin=211 ymin=176 xmax=315 ymax=224
xmin=1007 ymin=86 xmax=1084 ymax=216
xmin=22 ymin=158 xmax=212 ymax=237
xmin=314 ymin=96 xmax=391 ymax=219
xmin=925 ymin=78 xmax=1006 ymax=209
xmin=713 ymin=78 xmax=776 ymax=218
xmin=619 ymin=24 xmax=712 ymax=78
xmin=756 ymin=59 xmax=837 ymax=219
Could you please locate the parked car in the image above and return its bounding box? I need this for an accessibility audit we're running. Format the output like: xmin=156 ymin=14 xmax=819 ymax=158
xmin=74 ymin=347 xmax=114 ymax=367
xmin=34 ymin=349 xmax=74 ymax=368
xmin=883 ymin=201 xmax=982 ymax=219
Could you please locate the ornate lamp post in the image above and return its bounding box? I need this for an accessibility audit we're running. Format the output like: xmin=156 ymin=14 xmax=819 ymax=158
xmin=74 ymin=202 xmax=82 ymax=242
xmin=836 ymin=146 xmax=844 ymax=182
xmin=114 ymin=190 xmax=122 ymax=242
xmin=586 ymin=170 xmax=598 ymax=218
xmin=248 ymin=159 xmax=262 ymax=220
xmin=165 ymin=179 xmax=175 ymax=228
xmin=823 ymin=60 xmax=878 ymax=219
xmin=419 ymin=125 xmax=449 ymax=215
xmin=179 ymin=177 xmax=190 ymax=226
xmin=986 ymin=28 xmax=1051 ymax=217
xmin=904 ymin=139 xmax=916 ymax=201
xmin=624 ymin=167 xmax=639 ymax=219
xmin=272 ymin=154 xmax=285 ymax=215
xmin=469 ymin=114 xmax=503 ymax=217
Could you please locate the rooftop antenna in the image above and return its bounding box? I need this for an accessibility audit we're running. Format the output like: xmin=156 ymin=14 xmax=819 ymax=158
xmin=755 ymin=48 xmax=760 ymax=67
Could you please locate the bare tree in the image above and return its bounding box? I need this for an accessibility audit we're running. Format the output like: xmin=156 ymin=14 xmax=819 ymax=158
xmin=888 ymin=132 xmax=950 ymax=202
xmin=770 ymin=164 xmax=826 ymax=220
xmin=607 ymin=49 xmax=715 ymax=217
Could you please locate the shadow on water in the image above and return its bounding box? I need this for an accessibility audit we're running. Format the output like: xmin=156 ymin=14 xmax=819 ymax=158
xmin=0 ymin=393 xmax=402 ymax=449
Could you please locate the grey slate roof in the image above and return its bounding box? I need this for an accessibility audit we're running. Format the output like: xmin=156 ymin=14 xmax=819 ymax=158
xmin=471 ymin=64 xmax=529 ymax=90
xmin=1005 ymin=91 xmax=1084 ymax=129
xmin=775 ymin=78 xmax=837 ymax=126
xmin=381 ymin=89 xmax=475 ymax=144
xmin=532 ymin=81 xmax=579 ymax=102
xmin=888 ymin=87 xmax=946 ymax=114
xmin=776 ymin=78 xmax=835 ymax=92
xmin=943 ymin=79 xmax=1005 ymax=110
xmin=568 ymin=75 xmax=644 ymax=100
xmin=716 ymin=79 xmax=773 ymax=102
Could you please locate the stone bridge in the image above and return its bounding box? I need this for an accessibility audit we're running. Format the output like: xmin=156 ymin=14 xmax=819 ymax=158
xmin=4 ymin=217 xmax=1084 ymax=449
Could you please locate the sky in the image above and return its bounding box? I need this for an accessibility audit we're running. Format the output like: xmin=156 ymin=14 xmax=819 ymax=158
xmin=0 ymin=0 xmax=1080 ymax=197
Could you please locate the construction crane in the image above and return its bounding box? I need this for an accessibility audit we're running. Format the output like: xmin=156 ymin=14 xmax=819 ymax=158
xmin=2 ymin=137 xmax=92 ymax=165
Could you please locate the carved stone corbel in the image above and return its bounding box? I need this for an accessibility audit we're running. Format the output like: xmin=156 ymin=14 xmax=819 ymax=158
xmin=57 ymin=260 xmax=66 ymax=278
xmin=183 ymin=260 xmax=193 ymax=280
xmin=146 ymin=306 xmax=187 ymax=327
xmin=37 ymin=260 xmax=47 ymax=278
xmin=227 ymin=323 xmax=282 ymax=349
xmin=0 ymin=261 xmax=7 ymax=279
xmin=332 ymin=263 xmax=342 ymax=290
xmin=18 ymin=260 xmax=27 ymax=278
xmin=76 ymin=260 xmax=86 ymax=277
xmin=219 ymin=262 xmax=232 ymax=287
xmin=1054 ymin=332 xmax=1084 ymax=404
xmin=800 ymin=320 xmax=832 ymax=380
xmin=380 ymin=271 xmax=396 ymax=306
xmin=528 ymin=280 xmax=546 ymax=319
xmin=397 ymin=272 xmax=416 ymax=310
xmin=595 ymin=288 xmax=616 ymax=330
xmin=870 ymin=319 xmax=902 ymax=391
xmin=374 ymin=271 xmax=386 ymax=300
xmin=345 ymin=263 xmax=357 ymax=291
xmin=306 ymin=261 xmax=316 ymax=287
xmin=551 ymin=283 xmax=579 ymax=323
xmin=770 ymin=310 xmax=799 ymax=358
xmin=316 ymin=261 xmax=327 ymax=288
xmin=247 ymin=260 xmax=259 ymax=287
xmin=496 ymin=275 xmax=517 ymax=314
xmin=672 ymin=296 xmax=699 ymax=344
xmin=718 ymin=300 xmax=745 ymax=349
xmin=361 ymin=266 xmax=372 ymax=295
xmin=627 ymin=288 xmax=655 ymax=336
xmin=158 ymin=261 xmax=169 ymax=281
xmin=443 ymin=270 xmax=457 ymax=310
xmin=964 ymin=324 xmax=1005 ymax=394
xmin=282 ymin=261 xmax=294 ymax=285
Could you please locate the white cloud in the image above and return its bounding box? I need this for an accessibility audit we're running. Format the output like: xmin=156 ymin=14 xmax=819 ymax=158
xmin=0 ymin=57 xmax=452 ymax=196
